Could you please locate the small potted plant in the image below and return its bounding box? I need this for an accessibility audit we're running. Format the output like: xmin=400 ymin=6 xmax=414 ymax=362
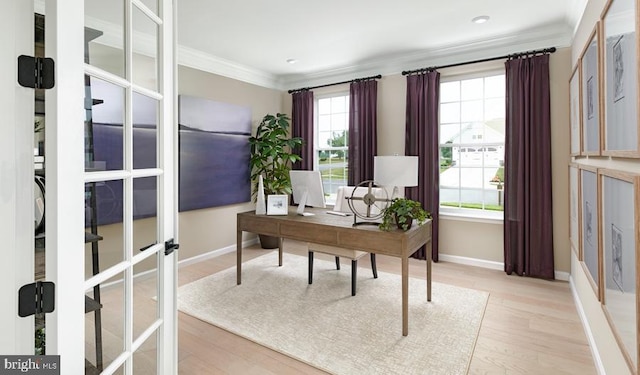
xmin=249 ymin=113 xmax=303 ymax=247
xmin=379 ymin=198 xmax=431 ymax=231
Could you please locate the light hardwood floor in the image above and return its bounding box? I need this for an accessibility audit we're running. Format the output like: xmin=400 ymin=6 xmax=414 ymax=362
xmin=176 ymin=240 xmax=596 ymax=375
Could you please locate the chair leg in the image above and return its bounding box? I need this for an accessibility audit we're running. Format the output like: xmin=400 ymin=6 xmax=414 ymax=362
xmin=351 ymin=260 xmax=357 ymax=296
xmin=335 ymin=256 xmax=341 ymax=270
xmin=308 ymin=251 xmax=314 ymax=284
xmin=370 ymin=253 xmax=378 ymax=279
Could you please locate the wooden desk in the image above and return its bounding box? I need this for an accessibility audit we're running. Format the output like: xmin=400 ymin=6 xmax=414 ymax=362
xmin=236 ymin=207 xmax=432 ymax=336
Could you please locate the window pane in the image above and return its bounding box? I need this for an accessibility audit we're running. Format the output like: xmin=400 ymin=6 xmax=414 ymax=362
xmin=331 ymin=96 xmax=346 ymax=112
xmin=318 ymin=98 xmax=331 ymax=115
xmin=461 ymin=100 xmax=483 ymax=122
xmin=485 ymin=98 xmax=504 ymax=121
xmin=318 ymin=114 xmax=330 ymax=131
xmin=331 ymin=113 xmax=347 ymax=130
xmin=485 ymin=75 xmax=505 ymax=98
xmin=440 ymin=123 xmax=459 ymax=144
xmin=441 ymin=81 xmax=460 ymax=102
xmin=440 ymin=102 xmax=460 ymax=123
xmin=461 ymin=78 xmax=483 ymax=100
xmin=439 ymin=72 xmax=505 ymax=213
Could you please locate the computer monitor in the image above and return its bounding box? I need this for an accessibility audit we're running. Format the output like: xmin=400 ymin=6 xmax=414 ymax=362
xmin=289 ymin=170 xmax=326 ymax=216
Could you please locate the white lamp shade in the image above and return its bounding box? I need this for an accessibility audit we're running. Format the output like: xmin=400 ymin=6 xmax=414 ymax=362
xmin=374 ymin=156 xmax=419 ymax=187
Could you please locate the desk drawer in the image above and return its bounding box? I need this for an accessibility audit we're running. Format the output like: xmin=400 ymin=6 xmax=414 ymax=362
xmin=240 ymin=216 xmax=280 ymax=236
xmin=280 ymin=223 xmax=338 ymax=244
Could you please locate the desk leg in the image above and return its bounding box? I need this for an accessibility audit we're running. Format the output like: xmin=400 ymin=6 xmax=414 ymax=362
xmin=427 ymin=240 xmax=432 ymax=302
xmin=402 ymin=256 xmax=409 ymax=336
xmin=237 ymin=230 xmax=242 ymax=285
xmin=278 ymin=238 xmax=283 ymax=266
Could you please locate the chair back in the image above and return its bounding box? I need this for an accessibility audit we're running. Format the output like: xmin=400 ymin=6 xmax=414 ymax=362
xmin=334 ymin=186 xmax=385 ymax=215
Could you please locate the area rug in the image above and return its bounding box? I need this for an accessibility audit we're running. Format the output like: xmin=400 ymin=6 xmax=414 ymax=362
xmin=178 ymin=253 xmax=488 ymax=375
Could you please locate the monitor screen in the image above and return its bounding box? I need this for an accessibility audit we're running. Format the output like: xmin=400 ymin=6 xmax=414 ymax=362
xmin=289 ymin=170 xmax=326 ymax=212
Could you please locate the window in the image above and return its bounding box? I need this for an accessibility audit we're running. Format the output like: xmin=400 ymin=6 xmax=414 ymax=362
xmin=315 ymin=94 xmax=349 ymax=205
xmin=439 ymin=72 xmax=505 ymax=216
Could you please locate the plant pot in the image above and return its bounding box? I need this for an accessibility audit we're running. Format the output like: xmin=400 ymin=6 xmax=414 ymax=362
xmin=395 ymin=215 xmax=413 ymax=231
xmin=259 ymin=234 xmax=280 ymax=249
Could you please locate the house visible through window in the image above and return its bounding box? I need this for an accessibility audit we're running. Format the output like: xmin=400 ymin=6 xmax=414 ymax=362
xmin=315 ymin=94 xmax=349 ymax=205
xmin=439 ymin=72 xmax=505 ymax=216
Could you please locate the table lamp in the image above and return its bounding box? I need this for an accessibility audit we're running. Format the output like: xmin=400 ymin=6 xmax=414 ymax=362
xmin=374 ymin=155 xmax=419 ymax=198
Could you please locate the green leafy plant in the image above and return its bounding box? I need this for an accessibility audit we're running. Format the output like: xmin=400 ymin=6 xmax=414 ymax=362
xmin=379 ymin=198 xmax=431 ymax=231
xmin=248 ymin=113 xmax=303 ymax=199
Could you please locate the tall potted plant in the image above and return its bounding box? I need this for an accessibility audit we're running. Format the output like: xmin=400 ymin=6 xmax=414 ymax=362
xmin=249 ymin=113 xmax=303 ymax=247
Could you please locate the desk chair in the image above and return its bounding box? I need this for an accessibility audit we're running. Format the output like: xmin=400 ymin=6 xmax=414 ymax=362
xmin=307 ymin=186 xmax=384 ymax=296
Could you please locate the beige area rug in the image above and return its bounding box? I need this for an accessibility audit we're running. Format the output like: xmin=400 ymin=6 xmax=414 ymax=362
xmin=178 ymin=253 xmax=489 ymax=375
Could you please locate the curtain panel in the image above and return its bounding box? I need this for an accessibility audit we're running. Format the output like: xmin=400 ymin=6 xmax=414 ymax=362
xmin=405 ymin=71 xmax=440 ymax=262
xmin=291 ymin=90 xmax=314 ymax=170
xmin=348 ymin=80 xmax=378 ymax=185
xmin=504 ymin=54 xmax=555 ymax=279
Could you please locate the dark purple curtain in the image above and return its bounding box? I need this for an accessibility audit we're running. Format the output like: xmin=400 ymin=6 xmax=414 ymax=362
xmin=291 ymin=90 xmax=314 ymax=170
xmin=405 ymin=71 xmax=440 ymax=262
xmin=504 ymin=54 xmax=554 ymax=279
xmin=348 ymin=80 xmax=378 ymax=185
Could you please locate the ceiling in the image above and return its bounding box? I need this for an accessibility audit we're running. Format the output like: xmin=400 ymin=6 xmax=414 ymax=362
xmin=176 ymin=0 xmax=587 ymax=89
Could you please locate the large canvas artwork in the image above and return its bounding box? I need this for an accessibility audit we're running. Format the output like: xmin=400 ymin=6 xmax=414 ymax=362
xmin=178 ymin=95 xmax=251 ymax=211
xmin=85 ymin=78 xmax=252 ymax=226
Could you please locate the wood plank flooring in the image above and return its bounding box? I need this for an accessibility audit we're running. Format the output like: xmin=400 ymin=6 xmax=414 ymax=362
xmin=176 ymin=240 xmax=596 ymax=374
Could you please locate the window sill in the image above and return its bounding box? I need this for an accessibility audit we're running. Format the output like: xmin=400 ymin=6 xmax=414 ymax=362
xmin=439 ymin=210 xmax=503 ymax=224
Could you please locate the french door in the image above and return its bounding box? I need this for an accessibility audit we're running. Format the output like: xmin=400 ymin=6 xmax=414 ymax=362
xmin=1 ymin=0 xmax=178 ymax=373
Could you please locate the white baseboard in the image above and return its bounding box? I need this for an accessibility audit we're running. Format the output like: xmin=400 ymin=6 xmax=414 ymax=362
xmin=569 ymin=276 xmax=606 ymax=375
xmin=178 ymin=238 xmax=259 ymax=268
xmin=438 ymin=254 xmax=503 ymax=271
xmin=439 ymin=253 xmax=570 ymax=281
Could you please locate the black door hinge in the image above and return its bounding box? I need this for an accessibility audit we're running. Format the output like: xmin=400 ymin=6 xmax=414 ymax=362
xmin=18 ymin=281 xmax=55 ymax=317
xmin=18 ymin=55 xmax=55 ymax=89
xmin=164 ymin=238 xmax=179 ymax=256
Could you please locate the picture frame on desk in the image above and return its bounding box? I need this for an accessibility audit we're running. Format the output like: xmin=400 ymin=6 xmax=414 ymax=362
xmin=267 ymin=195 xmax=288 ymax=215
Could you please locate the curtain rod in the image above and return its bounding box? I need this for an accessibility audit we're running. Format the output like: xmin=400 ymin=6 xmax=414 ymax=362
xmin=401 ymin=47 xmax=556 ymax=75
xmin=288 ymin=74 xmax=382 ymax=94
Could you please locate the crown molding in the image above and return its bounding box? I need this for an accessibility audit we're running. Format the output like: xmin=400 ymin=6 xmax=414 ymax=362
xmin=280 ymin=24 xmax=573 ymax=90
xmin=177 ymin=45 xmax=281 ymax=89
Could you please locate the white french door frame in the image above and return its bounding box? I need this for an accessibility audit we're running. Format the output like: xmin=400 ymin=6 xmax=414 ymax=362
xmin=0 ymin=0 xmax=35 ymax=355
xmin=44 ymin=0 xmax=178 ymax=373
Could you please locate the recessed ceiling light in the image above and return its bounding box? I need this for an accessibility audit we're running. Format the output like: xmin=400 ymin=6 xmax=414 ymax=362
xmin=472 ymin=15 xmax=490 ymax=24
xmin=286 ymin=59 xmax=298 ymax=64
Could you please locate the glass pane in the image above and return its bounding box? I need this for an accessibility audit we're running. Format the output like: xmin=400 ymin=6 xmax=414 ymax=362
xmin=139 ymin=0 xmax=158 ymax=15
xmin=440 ymin=145 xmax=454 ymax=170
xmin=331 ymin=96 xmax=347 ymax=112
xmin=331 ymin=113 xmax=347 ymax=130
xmin=440 ymin=81 xmax=460 ymax=102
xmin=318 ymin=131 xmax=332 ymax=148
xmin=318 ymin=150 xmax=348 ymax=199
xmin=85 ymin=0 xmax=125 ymax=77
xmin=318 ymin=114 xmax=330 ymax=131
xmin=461 ymin=100 xmax=483 ymax=122
xmin=440 ymin=102 xmax=460 ymax=123
xmin=133 ymin=331 xmax=158 ymax=374
xmin=440 ymin=123 xmax=459 ymax=144
xmin=86 ymin=76 xmax=125 ymax=172
xmin=85 ymin=179 xmax=124 ymax=279
xmin=318 ymin=98 xmax=331 ymax=115
xmin=485 ymin=75 xmax=505 ymax=98
xmin=461 ymin=78 xmax=483 ymax=100
xmin=133 ymin=6 xmax=158 ymax=91
xmin=133 ymin=177 xmax=158 ymax=253
xmin=85 ymin=271 xmax=125 ymax=373
xmin=133 ymin=92 xmax=158 ymax=169
xmin=133 ymin=253 xmax=159 ymax=340
xmin=485 ymin=98 xmax=505 ymax=121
